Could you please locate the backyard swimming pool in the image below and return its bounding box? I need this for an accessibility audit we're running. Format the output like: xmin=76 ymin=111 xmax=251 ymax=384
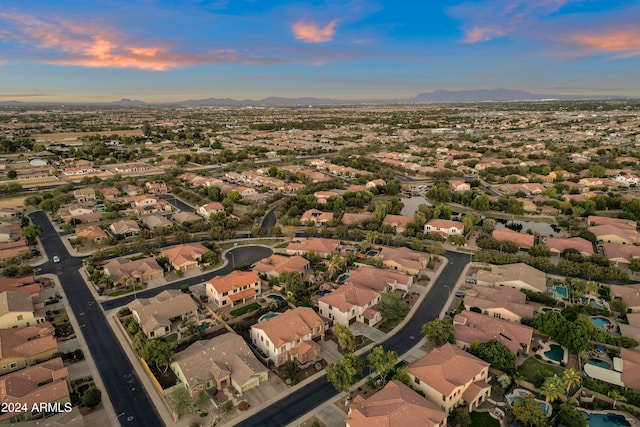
xmin=555 ymin=285 xmax=568 ymax=299
xmin=313 ymin=290 xmax=331 ymax=297
xmin=506 ymin=389 xmax=551 ymax=417
xmin=266 ymin=294 xmax=284 ymax=302
xmin=581 ymin=411 xmax=632 ymax=427
xmin=337 ymin=273 xmax=350 ymax=283
xmin=259 ymin=312 xmax=280 ymax=322
xmin=592 ymin=317 xmax=613 ymax=329
xmin=544 ymin=344 xmax=565 ymax=363
xmin=586 ymin=359 xmax=612 ymax=370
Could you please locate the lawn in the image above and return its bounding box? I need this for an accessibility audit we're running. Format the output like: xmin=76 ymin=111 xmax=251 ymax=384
xmin=518 ymin=357 xmax=566 ymax=383
xmin=470 ymin=411 xmax=500 ymax=427
xmin=230 ymin=302 xmax=261 ymax=317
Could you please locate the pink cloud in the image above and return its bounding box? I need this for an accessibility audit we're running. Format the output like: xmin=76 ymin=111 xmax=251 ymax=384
xmin=464 ymin=26 xmax=506 ymax=43
xmin=0 ymin=11 xmax=277 ymax=70
xmin=292 ymin=19 xmax=338 ymax=43
xmin=566 ymin=28 xmax=640 ymax=58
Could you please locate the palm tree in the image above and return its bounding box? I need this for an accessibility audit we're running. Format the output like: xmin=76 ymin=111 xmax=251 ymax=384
xmin=327 ymin=251 xmax=346 ymax=279
xmin=563 ymin=368 xmax=581 ymax=395
xmin=584 ymin=281 xmax=599 ymax=303
xmin=608 ymin=389 xmax=626 ymax=409
xmin=541 ymin=375 xmax=565 ymax=404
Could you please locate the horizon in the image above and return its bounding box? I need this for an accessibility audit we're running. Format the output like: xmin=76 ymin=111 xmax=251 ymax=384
xmin=1 ymin=0 xmax=639 ymax=103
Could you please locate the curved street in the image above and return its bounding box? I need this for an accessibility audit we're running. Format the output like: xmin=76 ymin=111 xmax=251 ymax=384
xmin=237 ymin=250 xmax=470 ymax=427
xmin=29 ymin=210 xmax=273 ymax=427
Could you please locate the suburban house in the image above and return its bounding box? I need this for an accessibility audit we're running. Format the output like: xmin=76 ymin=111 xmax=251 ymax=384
xmin=378 ymin=246 xmax=429 ymax=276
xmin=318 ymin=283 xmax=381 ymax=327
xmin=0 ymin=323 xmax=58 ymax=375
xmin=131 ymin=195 xmax=171 ymax=215
xmin=171 ymin=333 xmax=268 ymax=397
xmin=122 ymin=184 xmax=142 ymax=196
xmin=603 ymin=243 xmax=640 ymax=266
xmin=100 ymin=187 xmax=121 ymax=200
xmin=0 ymin=239 xmax=30 ymax=262
xmin=341 ymin=212 xmax=373 ymax=226
xmin=475 ymin=263 xmax=547 ymax=293
xmin=462 ymin=285 xmax=536 ymax=322
xmin=544 ymin=237 xmax=594 ymax=256
xmin=382 ymin=214 xmax=413 ymax=233
xmin=0 ymin=276 xmax=41 ymax=297
xmin=145 ymin=180 xmax=168 ymax=193
xmin=72 ymin=188 xmax=96 ymax=203
xmin=0 ymin=358 xmax=70 ymax=423
xmin=0 ymin=291 xmax=46 ymax=329
xmin=609 ymin=284 xmax=640 ymax=312
xmin=173 ymin=211 xmax=203 ymax=224
xmin=424 ymin=219 xmax=464 ymax=237
xmin=75 ymin=225 xmax=108 ymax=243
xmin=619 ymin=313 xmax=640 ymax=350
xmin=197 ymin=202 xmax=225 ymax=218
xmin=346 ymin=380 xmax=448 ymax=427
xmin=109 ymin=219 xmax=141 ymax=238
xmin=407 ymin=343 xmax=491 ymax=413
xmin=127 ymin=290 xmax=198 ymax=339
xmin=58 ymin=205 xmax=100 ymax=224
xmin=300 ymin=209 xmax=334 ymax=226
xmin=449 ymin=180 xmax=470 ymax=192
xmin=161 ymin=243 xmax=209 ymax=272
xmin=621 ymin=348 xmax=640 ymax=390
xmin=366 ymin=179 xmax=386 ymax=188
xmin=103 ymin=257 xmax=164 ymax=284
xmin=588 ymin=224 xmax=640 ymax=245
xmin=453 ymin=310 xmax=533 ymax=355
xmin=314 ymin=191 xmax=339 ymax=204
xmin=250 ymin=307 xmax=326 ymax=367
xmin=347 ymin=265 xmax=413 ymax=293
xmin=492 ymin=228 xmax=535 ymax=249
xmin=206 ymin=270 xmax=261 ymax=307
xmin=140 ymin=214 xmax=174 ymax=231
xmin=286 ymin=238 xmax=341 ymax=258
xmin=587 ymin=216 xmax=637 ymax=230
xmin=253 ymin=254 xmax=310 ymax=281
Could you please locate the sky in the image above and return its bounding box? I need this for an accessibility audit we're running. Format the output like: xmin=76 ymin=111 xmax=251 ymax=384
xmin=0 ymin=0 xmax=639 ymax=102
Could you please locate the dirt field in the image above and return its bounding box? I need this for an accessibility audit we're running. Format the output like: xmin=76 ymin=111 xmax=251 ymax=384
xmin=0 ymin=196 xmax=28 ymax=209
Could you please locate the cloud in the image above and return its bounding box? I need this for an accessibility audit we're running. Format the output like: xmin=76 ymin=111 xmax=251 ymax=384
xmin=450 ymin=0 xmax=573 ymax=43
xmin=565 ymin=28 xmax=640 ymax=58
xmin=0 ymin=11 xmax=279 ymax=70
xmin=292 ymin=19 xmax=338 ymax=43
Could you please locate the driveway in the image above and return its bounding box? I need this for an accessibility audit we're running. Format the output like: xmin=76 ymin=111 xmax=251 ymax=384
xmin=349 ymin=322 xmax=386 ymax=342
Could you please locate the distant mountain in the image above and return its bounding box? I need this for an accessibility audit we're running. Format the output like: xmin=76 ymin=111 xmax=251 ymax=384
xmin=174 ymin=96 xmax=355 ymax=106
xmin=112 ymin=98 xmax=146 ymax=105
xmin=0 ymin=100 xmax=25 ymax=106
xmin=409 ymin=88 xmax=584 ymax=103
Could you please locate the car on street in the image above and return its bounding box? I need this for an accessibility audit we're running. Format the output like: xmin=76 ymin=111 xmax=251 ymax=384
xmin=53 ymin=256 xmax=60 ymax=263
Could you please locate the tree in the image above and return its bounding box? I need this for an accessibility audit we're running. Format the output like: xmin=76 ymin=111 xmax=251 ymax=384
xmin=279 ymin=271 xmax=305 ymax=299
xmin=282 ymin=360 xmax=300 ymax=384
xmin=141 ymin=339 xmax=174 ymax=373
xmin=421 ymin=317 xmax=454 ymax=346
xmin=379 ymin=292 xmax=408 ymax=323
xmin=555 ymin=406 xmax=587 ymax=427
xmin=171 ymin=386 xmax=194 ymax=415
xmin=39 ymin=198 xmax=60 ymax=215
xmin=333 ymin=324 xmax=355 ymax=352
xmin=512 ymin=394 xmax=547 ymax=427
xmin=7 ymin=170 xmax=16 ymax=179
xmin=608 ymin=389 xmax=626 ymax=409
xmin=469 ymin=339 xmax=516 ymax=375
xmin=366 ymin=346 xmax=397 ymax=386
xmin=326 ymin=354 xmax=364 ymax=394
xmin=449 ymin=406 xmax=472 ymax=427
xmin=563 ymin=368 xmax=581 ymax=395
xmin=629 ymin=258 xmax=640 ymax=274
xmin=482 ymin=217 xmax=497 ymax=233
xmin=20 ymin=224 xmax=43 ymax=244
xmin=471 ymin=194 xmax=490 ymax=212
xmin=81 ymin=386 xmax=102 ymax=409
xmin=540 ymin=375 xmax=564 ymax=403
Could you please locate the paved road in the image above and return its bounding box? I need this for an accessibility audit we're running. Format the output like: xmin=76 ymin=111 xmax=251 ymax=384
xmin=260 ymin=208 xmax=277 ymax=229
xmin=159 ymin=194 xmax=195 ymax=213
xmin=237 ymin=250 xmax=470 ymax=427
xmin=29 ymin=211 xmax=273 ymax=426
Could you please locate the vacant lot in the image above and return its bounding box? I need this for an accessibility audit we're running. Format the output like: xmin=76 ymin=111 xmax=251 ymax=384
xmin=0 ymin=195 xmax=27 ymax=209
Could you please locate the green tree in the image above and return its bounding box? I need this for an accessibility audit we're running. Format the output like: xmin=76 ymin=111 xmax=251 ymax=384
xmin=326 ymin=354 xmax=364 ymax=395
xmin=7 ymin=170 xmax=17 ymax=179
xmin=81 ymin=386 xmax=102 ymax=409
xmin=141 ymin=339 xmax=174 ymax=373
xmin=540 ymin=375 xmax=565 ymax=403
xmin=366 ymin=346 xmax=398 ymax=386
xmin=482 ymin=217 xmax=497 ymax=233
xmin=279 ymin=271 xmax=305 ymax=299
xmin=20 ymin=224 xmax=43 ymax=244
xmin=421 ymin=317 xmax=454 ymax=346
xmin=171 ymin=386 xmax=194 ymax=415
xmin=563 ymin=368 xmax=581 ymax=394
xmin=629 ymin=258 xmax=640 ymax=274
xmin=555 ymin=406 xmax=587 ymax=427
xmin=282 ymin=360 xmax=300 ymax=384
xmin=512 ymin=394 xmax=548 ymax=427
xmin=471 ymin=194 xmax=490 ymax=212
xmin=608 ymin=389 xmax=626 ymax=409
xmin=379 ymin=292 xmax=408 ymax=323
xmin=468 ymin=339 xmax=516 ymax=375
xmin=449 ymin=406 xmax=472 ymax=427
xmin=39 ymin=198 xmax=60 ymax=214
xmin=332 ymin=324 xmax=355 ymax=352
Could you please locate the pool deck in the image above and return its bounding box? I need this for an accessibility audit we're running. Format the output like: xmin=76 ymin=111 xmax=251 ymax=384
xmin=506 ymin=388 xmax=552 ymax=417
xmin=536 ymin=340 xmax=569 ymax=365
xmin=580 ymin=409 xmax=639 ymax=426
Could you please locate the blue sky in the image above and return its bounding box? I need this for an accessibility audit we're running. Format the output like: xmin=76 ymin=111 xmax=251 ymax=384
xmin=0 ymin=0 xmax=638 ymax=102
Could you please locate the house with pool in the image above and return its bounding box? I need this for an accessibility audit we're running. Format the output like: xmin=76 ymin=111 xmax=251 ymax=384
xmin=462 ymin=285 xmax=536 ymax=322
xmin=407 ymin=343 xmax=491 ymax=413
xmin=378 ymin=246 xmax=429 ymax=276
xmin=317 ymin=283 xmax=381 ymax=327
xmin=346 ymin=265 xmax=413 ymax=293
xmin=475 ymin=263 xmax=547 ymax=293
xmin=205 ymin=270 xmax=262 ymax=308
xmin=609 ymin=284 xmax=640 ymax=313
xmin=453 ymin=310 xmax=533 ymax=356
xmin=252 ymin=254 xmax=310 ymax=281
xmin=618 ymin=313 xmax=640 ymax=350
xmin=583 ymin=347 xmax=640 ymax=390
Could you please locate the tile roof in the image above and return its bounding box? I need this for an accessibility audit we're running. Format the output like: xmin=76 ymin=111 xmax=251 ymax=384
xmin=253 ymin=254 xmax=309 ymax=275
xmin=252 ymin=307 xmax=324 ymax=348
xmin=544 ymin=237 xmax=594 ymax=255
xmin=492 ymin=228 xmax=535 ymax=248
xmin=127 ymin=289 xmax=197 ymax=334
xmin=453 ymin=310 xmax=533 ymax=354
xmin=621 ymin=348 xmax=640 ymax=390
xmin=287 ymin=238 xmax=340 ymax=255
xmin=318 ymin=283 xmax=379 ymax=313
xmin=0 ymin=291 xmax=36 ymax=315
xmin=161 ymin=243 xmax=209 ymax=268
xmin=347 ymin=265 xmax=412 ymax=292
xmin=0 ymin=323 xmax=56 ymax=359
xmin=463 ymin=285 xmax=534 ymax=319
xmin=206 ymin=270 xmax=260 ymax=294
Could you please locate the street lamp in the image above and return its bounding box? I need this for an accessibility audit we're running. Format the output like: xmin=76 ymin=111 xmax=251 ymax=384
xmin=443 ymin=285 xmax=451 ymax=297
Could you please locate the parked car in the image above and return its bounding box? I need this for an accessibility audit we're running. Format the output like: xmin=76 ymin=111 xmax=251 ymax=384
xmin=455 ymin=290 xmax=466 ymax=298
xmin=465 ymin=278 xmax=476 ymax=284
xmin=53 ymin=256 xmax=60 ymax=263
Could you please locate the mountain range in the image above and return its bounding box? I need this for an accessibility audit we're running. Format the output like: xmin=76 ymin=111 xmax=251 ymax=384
xmin=0 ymin=89 xmax=632 ymax=106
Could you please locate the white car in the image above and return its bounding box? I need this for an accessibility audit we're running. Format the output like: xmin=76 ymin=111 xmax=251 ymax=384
xmin=53 ymin=256 xmax=60 ymax=263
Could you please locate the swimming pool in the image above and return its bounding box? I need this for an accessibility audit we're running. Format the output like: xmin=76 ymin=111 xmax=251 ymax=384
xmin=555 ymin=285 xmax=568 ymax=299
xmin=337 ymin=273 xmax=350 ymax=283
xmin=581 ymin=411 xmax=632 ymax=427
xmin=266 ymin=294 xmax=284 ymax=302
xmin=582 ymin=297 xmax=606 ymax=310
xmin=544 ymin=344 xmax=565 ymax=363
xmin=259 ymin=312 xmax=280 ymax=322
xmin=506 ymin=389 xmax=551 ymax=417
xmin=366 ymin=250 xmax=379 ymax=257
xmin=592 ymin=317 xmax=613 ymax=329
xmin=587 ymin=359 xmax=612 ymax=370
xmin=313 ymin=290 xmax=331 ymax=297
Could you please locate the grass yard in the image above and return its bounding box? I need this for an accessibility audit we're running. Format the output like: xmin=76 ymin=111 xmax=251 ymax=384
xmin=518 ymin=357 xmax=566 ymax=383
xmin=230 ymin=302 xmax=261 ymax=317
xmin=0 ymin=195 xmax=27 ymax=209
xmin=470 ymin=411 xmax=500 ymax=427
